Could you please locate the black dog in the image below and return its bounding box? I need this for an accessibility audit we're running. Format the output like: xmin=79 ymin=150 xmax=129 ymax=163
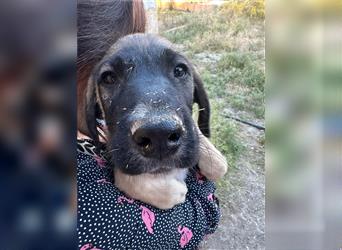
xmin=85 ymin=34 xmax=210 ymax=175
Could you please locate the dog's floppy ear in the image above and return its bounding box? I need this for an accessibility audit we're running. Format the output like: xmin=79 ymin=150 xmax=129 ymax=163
xmin=84 ymin=77 xmax=101 ymax=147
xmin=193 ymin=70 xmax=211 ymax=138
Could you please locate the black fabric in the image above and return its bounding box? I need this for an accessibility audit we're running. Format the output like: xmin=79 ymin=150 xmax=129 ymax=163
xmin=77 ymin=139 xmax=220 ymax=249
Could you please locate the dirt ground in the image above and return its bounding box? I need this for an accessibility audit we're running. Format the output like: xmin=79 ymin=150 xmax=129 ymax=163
xmin=200 ymin=119 xmax=265 ymax=250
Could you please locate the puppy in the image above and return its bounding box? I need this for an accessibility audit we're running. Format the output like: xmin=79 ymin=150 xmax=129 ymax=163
xmin=84 ymin=34 xmax=227 ymax=209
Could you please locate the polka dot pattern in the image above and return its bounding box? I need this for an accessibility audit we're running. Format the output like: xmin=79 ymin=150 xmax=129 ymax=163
xmin=77 ymin=140 xmax=220 ymax=249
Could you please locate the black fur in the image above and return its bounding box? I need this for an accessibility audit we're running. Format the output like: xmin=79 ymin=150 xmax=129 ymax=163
xmin=86 ymin=34 xmax=210 ymax=175
xmin=193 ymin=72 xmax=211 ymax=137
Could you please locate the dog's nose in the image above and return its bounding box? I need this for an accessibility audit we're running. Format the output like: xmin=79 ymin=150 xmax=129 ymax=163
xmin=132 ymin=120 xmax=183 ymax=159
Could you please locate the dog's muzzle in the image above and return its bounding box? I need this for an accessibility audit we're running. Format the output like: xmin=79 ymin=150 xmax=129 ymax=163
xmin=131 ymin=115 xmax=184 ymax=160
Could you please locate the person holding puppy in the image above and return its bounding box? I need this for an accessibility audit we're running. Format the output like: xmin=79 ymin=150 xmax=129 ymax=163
xmin=77 ymin=1 xmax=227 ymax=249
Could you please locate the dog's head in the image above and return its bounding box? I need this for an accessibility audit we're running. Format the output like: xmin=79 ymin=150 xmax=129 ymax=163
xmin=83 ymin=34 xmax=210 ymax=175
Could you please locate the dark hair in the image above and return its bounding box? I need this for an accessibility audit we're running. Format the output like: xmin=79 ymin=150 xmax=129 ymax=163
xmin=77 ymin=0 xmax=146 ymax=133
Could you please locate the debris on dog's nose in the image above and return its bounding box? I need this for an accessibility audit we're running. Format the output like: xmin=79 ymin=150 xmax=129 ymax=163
xmin=152 ymin=99 xmax=162 ymax=104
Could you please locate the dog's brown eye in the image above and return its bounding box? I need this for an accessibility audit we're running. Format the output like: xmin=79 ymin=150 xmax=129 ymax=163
xmin=101 ymin=71 xmax=116 ymax=85
xmin=174 ymin=64 xmax=187 ymax=78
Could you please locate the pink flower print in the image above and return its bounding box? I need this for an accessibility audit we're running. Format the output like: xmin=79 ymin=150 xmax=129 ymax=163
xmin=117 ymin=195 xmax=134 ymax=204
xmin=96 ymin=178 xmax=111 ymax=184
xmin=140 ymin=205 xmax=155 ymax=234
xmin=178 ymin=225 xmax=193 ymax=248
xmin=195 ymin=171 xmax=205 ymax=184
xmin=207 ymin=193 xmax=214 ymax=201
xmin=94 ymin=156 xmax=106 ymax=168
xmin=80 ymin=243 xmax=102 ymax=250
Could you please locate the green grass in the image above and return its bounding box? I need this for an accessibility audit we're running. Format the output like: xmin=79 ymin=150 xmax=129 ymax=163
xmin=159 ymin=7 xmax=265 ymax=170
xmin=210 ymin=101 xmax=244 ymax=168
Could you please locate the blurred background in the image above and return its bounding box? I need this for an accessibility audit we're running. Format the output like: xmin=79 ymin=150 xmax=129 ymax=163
xmin=0 ymin=0 xmax=340 ymax=249
xmin=0 ymin=0 xmax=76 ymax=249
xmin=266 ymin=0 xmax=342 ymax=249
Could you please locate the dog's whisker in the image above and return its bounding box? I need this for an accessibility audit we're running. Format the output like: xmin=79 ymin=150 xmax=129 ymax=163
xmin=106 ymin=148 xmax=120 ymax=153
xmin=103 ymin=148 xmax=120 ymax=157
